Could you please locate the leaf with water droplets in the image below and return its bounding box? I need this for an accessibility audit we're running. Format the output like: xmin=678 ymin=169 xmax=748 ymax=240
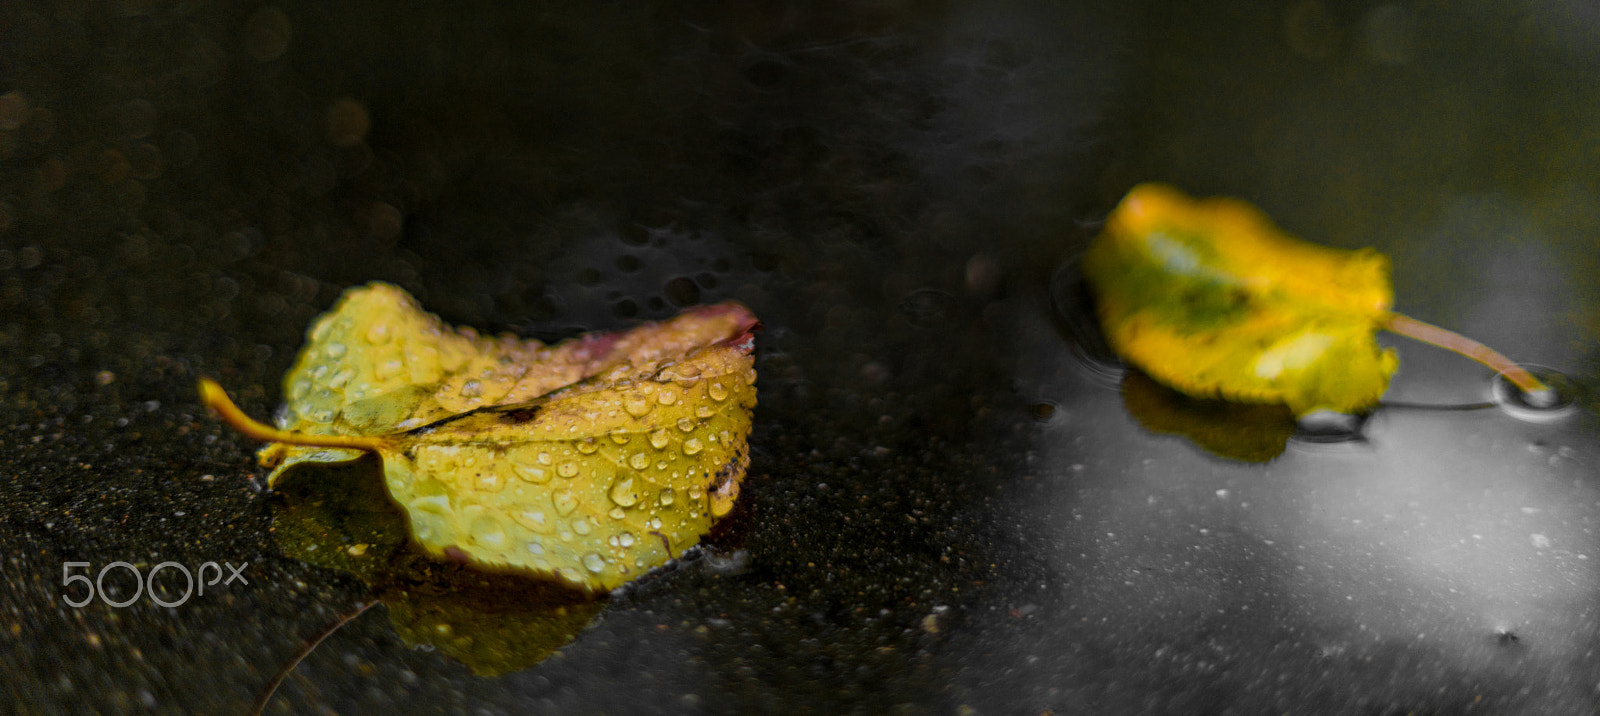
xmin=203 ymin=282 xmax=758 ymax=591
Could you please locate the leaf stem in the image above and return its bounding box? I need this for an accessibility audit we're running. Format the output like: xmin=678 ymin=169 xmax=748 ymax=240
xmin=198 ymin=378 xmax=387 ymax=451
xmin=1380 ymin=313 xmax=1555 ymax=407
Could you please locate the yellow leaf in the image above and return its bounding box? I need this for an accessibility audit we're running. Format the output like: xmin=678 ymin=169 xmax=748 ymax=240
xmin=203 ymin=282 xmax=758 ymax=592
xmin=1084 ymin=183 xmax=1398 ymax=416
xmin=1083 ymin=184 xmax=1551 ymax=418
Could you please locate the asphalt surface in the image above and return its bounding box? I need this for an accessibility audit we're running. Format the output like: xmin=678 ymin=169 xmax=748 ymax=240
xmin=3 ymin=2 xmax=1599 ymax=714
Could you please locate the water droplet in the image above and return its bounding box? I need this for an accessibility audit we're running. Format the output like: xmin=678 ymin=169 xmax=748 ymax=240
xmin=648 ymin=516 xmax=663 ymax=529
xmin=577 ymin=439 xmax=598 ymax=454
xmin=619 ymin=531 xmax=636 ymax=547
xmin=558 ymin=567 xmax=583 ymax=584
xmin=659 ymin=489 xmax=675 ymax=506
xmin=475 ymin=470 xmax=504 ymax=492
xmin=412 ymin=454 xmax=440 ymax=476
xmin=512 ymin=462 xmax=549 ymax=484
xmin=374 ymin=357 xmax=404 ymax=381
xmin=611 ymin=476 xmax=639 ymax=507
xmin=305 ymin=388 xmax=344 ymax=421
xmin=677 ymin=417 xmax=695 ymax=432
xmin=710 ymin=477 xmax=739 ymax=517
xmin=610 ymin=431 xmax=631 ymax=445
xmin=409 ymin=494 xmax=453 ymax=517
xmin=583 ymin=552 xmax=606 ymax=573
xmin=326 ymin=342 xmax=347 ymax=358
xmin=683 ymin=438 xmax=703 ymax=455
xmin=629 ymin=453 xmax=649 ymax=470
xmin=609 ymin=506 xmax=627 ymax=520
xmin=513 ymin=509 xmax=551 ymax=533
xmin=537 ymin=451 xmax=553 ymax=465
xmin=526 ymin=540 xmax=545 ymax=555
xmin=471 ymin=515 xmax=507 ymax=548
xmin=656 ymin=460 xmax=669 ymax=470
xmin=649 ymin=429 xmax=671 ymax=449
xmin=657 ymin=389 xmax=679 ymax=405
xmin=572 ymin=518 xmax=592 ymax=536
xmin=552 ymin=490 xmax=577 ymax=516
xmin=557 ymin=461 xmax=579 ymax=478
xmin=695 ymin=405 xmax=714 ymax=418
xmin=460 ymin=379 xmax=483 ymax=398
xmin=624 ymin=394 xmax=652 ymax=417
xmin=708 ymin=382 xmax=729 ymax=401
xmin=365 ymin=321 xmax=392 ymax=345
xmin=328 ymin=368 xmax=354 ymax=389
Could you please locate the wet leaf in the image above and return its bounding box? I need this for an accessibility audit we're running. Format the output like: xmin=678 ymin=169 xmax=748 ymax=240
xmin=1084 ymin=183 xmax=1399 ymax=416
xmin=1085 ymin=184 xmax=1555 ymax=421
xmin=205 ymin=282 xmax=758 ymax=592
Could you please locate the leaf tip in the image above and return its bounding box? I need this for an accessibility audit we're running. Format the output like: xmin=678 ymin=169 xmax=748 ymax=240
xmin=198 ymin=377 xmax=227 ymax=408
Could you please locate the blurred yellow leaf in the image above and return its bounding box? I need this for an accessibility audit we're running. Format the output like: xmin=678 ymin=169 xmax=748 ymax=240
xmin=204 ymin=282 xmax=758 ymax=592
xmin=1084 ymin=183 xmax=1549 ymax=418
xmin=1084 ymin=183 xmax=1399 ymax=416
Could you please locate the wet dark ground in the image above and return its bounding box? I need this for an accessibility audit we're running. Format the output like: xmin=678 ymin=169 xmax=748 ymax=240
xmin=4 ymin=1 xmax=1600 ymax=714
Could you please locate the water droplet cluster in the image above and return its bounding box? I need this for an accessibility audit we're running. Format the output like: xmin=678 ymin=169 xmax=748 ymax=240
xmin=262 ymin=283 xmax=758 ymax=591
xmin=385 ymin=348 xmax=756 ymax=591
xmin=275 ymin=284 xmax=754 ymax=435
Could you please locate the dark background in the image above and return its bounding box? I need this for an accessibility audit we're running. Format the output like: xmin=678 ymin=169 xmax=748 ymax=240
xmin=3 ymin=1 xmax=1599 ymax=714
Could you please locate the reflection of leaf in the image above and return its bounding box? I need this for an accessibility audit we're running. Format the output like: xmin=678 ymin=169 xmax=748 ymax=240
xmin=269 ymin=455 xmax=411 ymax=585
xmin=1084 ymin=184 xmax=1550 ymax=417
xmin=384 ymin=584 xmax=601 ymax=677
xmin=204 ymin=282 xmax=759 ymax=592
xmin=1119 ymin=368 xmax=1296 ymax=463
xmin=271 ymin=454 xmax=603 ymax=675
